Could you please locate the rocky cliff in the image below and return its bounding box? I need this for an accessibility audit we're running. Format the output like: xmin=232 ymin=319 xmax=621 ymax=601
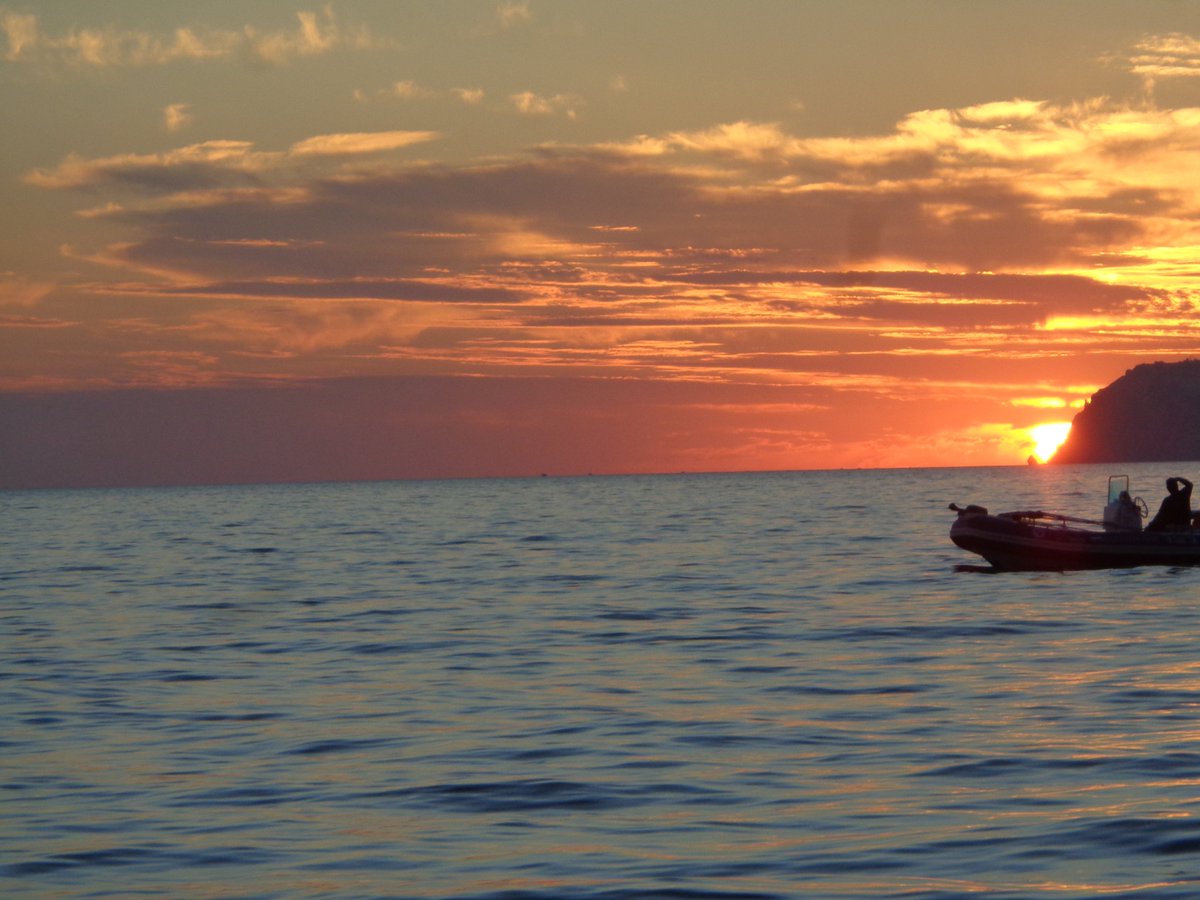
xmin=1051 ymin=360 xmax=1200 ymax=464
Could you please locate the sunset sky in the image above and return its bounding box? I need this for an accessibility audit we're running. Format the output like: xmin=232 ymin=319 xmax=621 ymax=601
xmin=5 ymin=1 xmax=1200 ymax=488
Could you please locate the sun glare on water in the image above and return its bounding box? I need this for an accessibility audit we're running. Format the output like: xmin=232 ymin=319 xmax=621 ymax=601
xmin=1028 ymin=422 xmax=1072 ymax=463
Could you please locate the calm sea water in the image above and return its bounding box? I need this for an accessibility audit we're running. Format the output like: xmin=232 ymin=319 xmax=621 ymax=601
xmin=5 ymin=464 xmax=1200 ymax=899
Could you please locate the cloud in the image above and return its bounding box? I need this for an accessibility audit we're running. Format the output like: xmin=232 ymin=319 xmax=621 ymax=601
xmin=288 ymin=130 xmax=440 ymax=157
xmin=667 ymin=121 xmax=800 ymax=161
xmin=142 ymin=277 xmax=528 ymax=305
xmin=358 ymin=80 xmax=485 ymax=106
xmin=32 ymin=102 xmax=1196 ymax=318
xmin=0 ymin=313 xmax=75 ymax=329
xmin=510 ymin=91 xmax=581 ymax=118
xmin=1 ymin=6 xmax=382 ymax=68
xmin=0 ymin=272 xmax=55 ymax=308
xmin=669 ymin=270 xmax=1160 ymax=323
xmin=25 ymin=141 xmax=266 ymax=190
xmin=21 ymin=96 xmax=1200 ymax=422
xmin=388 ymin=79 xmax=431 ymax=99
xmin=2 ymin=17 xmax=240 ymax=66
xmin=26 ymin=131 xmax=439 ymax=190
xmin=1122 ymin=33 xmax=1200 ymax=87
xmin=453 ymin=87 xmax=486 ymax=105
xmin=654 ymin=101 xmax=1200 ymax=216
xmin=33 ymin=100 xmax=1196 ymax=280
xmin=2 ymin=10 xmax=36 ymax=59
xmin=119 ymin=349 xmax=221 ymax=385
xmin=164 ymin=103 xmax=192 ymax=133
xmin=497 ymin=1 xmax=532 ymax=29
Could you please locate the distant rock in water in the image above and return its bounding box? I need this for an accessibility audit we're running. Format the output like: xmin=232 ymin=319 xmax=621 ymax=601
xmin=1052 ymin=360 xmax=1200 ymax=464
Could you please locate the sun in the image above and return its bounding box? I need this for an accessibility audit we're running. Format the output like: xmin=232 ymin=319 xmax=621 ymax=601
xmin=1028 ymin=421 xmax=1072 ymax=463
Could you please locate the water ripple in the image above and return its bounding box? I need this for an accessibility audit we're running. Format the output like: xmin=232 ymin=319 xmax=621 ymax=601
xmin=7 ymin=467 xmax=1200 ymax=897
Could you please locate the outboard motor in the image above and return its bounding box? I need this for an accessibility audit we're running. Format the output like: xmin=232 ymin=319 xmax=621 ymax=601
xmin=949 ymin=503 xmax=988 ymax=518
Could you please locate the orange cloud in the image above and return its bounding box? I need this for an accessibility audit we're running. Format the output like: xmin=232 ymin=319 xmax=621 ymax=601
xmin=289 ymin=130 xmax=440 ymax=157
xmin=25 ymin=140 xmax=264 ymax=189
xmin=0 ymin=274 xmax=55 ymax=308
xmin=26 ymin=130 xmax=438 ymax=192
xmin=16 ymin=95 xmax=1200 ymax=472
xmin=1123 ymin=33 xmax=1200 ymax=87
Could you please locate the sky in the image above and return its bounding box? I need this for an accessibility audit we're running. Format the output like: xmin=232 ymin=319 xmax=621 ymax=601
xmin=5 ymin=1 xmax=1200 ymax=488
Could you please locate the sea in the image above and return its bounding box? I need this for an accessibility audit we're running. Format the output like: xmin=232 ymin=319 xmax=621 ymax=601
xmin=5 ymin=463 xmax=1200 ymax=899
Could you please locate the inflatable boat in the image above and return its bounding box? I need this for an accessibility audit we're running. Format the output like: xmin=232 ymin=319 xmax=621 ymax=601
xmin=949 ymin=475 xmax=1200 ymax=571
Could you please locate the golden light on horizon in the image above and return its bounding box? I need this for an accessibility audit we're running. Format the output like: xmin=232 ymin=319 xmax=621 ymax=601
xmin=1028 ymin=421 xmax=1072 ymax=463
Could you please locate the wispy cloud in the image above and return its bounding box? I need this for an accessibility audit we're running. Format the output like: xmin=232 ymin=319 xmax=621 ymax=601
xmin=21 ymin=97 xmax=1200 ymax=427
xmin=510 ymin=90 xmax=581 ymax=118
xmin=288 ymin=130 xmax=440 ymax=157
xmin=25 ymin=130 xmax=440 ymax=190
xmin=1 ymin=6 xmax=383 ymax=68
xmin=496 ymin=1 xmax=532 ymax=29
xmin=387 ymin=79 xmax=431 ymax=99
xmin=163 ymin=103 xmax=192 ymax=133
xmin=2 ymin=10 xmax=36 ymax=59
xmin=453 ymin=87 xmax=486 ymax=105
xmin=358 ymin=80 xmax=484 ymax=106
xmin=354 ymin=80 xmax=579 ymax=117
xmin=25 ymin=140 xmax=264 ymax=190
xmin=0 ymin=272 xmax=55 ymax=308
xmin=1121 ymin=33 xmax=1200 ymax=88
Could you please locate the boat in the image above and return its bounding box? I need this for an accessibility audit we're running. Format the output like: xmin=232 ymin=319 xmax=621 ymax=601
xmin=949 ymin=475 xmax=1200 ymax=571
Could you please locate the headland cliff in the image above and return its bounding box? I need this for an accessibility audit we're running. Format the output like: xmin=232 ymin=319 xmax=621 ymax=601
xmin=1051 ymin=359 xmax=1200 ymax=464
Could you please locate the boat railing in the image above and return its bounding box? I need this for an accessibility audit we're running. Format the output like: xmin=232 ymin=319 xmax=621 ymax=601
xmin=999 ymin=510 xmax=1111 ymax=529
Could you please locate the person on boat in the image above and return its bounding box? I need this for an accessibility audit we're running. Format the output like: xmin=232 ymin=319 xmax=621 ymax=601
xmin=1145 ymin=476 xmax=1194 ymax=532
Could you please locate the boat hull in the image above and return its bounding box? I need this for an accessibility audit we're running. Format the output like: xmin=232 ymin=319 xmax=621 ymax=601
xmin=950 ymin=512 xmax=1200 ymax=571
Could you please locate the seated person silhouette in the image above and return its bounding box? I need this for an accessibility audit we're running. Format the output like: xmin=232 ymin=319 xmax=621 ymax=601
xmin=1145 ymin=476 xmax=1194 ymax=532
